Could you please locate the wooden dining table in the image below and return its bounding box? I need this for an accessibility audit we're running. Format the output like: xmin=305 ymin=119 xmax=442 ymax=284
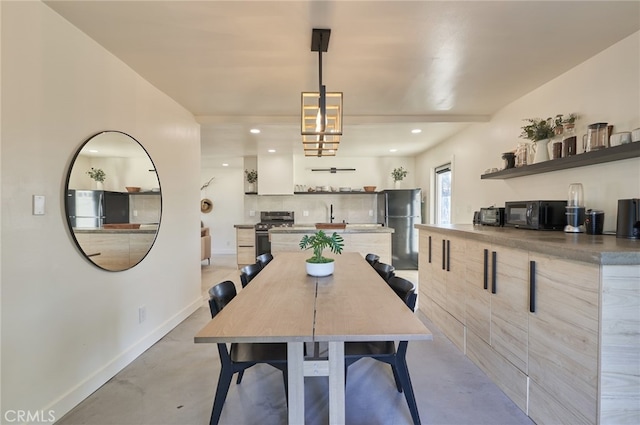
xmin=195 ymin=251 xmax=432 ymax=424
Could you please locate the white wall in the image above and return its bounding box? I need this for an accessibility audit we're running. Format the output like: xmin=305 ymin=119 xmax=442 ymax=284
xmin=417 ymin=32 xmax=640 ymax=230
xmin=1 ymin=2 xmax=201 ymax=421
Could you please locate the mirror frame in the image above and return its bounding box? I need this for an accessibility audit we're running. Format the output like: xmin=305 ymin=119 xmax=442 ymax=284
xmin=64 ymin=130 xmax=162 ymax=271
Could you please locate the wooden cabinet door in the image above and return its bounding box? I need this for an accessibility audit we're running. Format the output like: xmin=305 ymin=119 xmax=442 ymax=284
xmin=528 ymin=253 xmax=599 ymax=425
xmin=490 ymin=245 xmax=529 ymax=373
xmin=465 ymin=239 xmax=491 ymax=344
xmin=236 ymin=228 xmax=256 ymax=267
xmin=445 ymin=235 xmax=466 ymax=323
xmin=418 ymin=231 xmax=433 ymax=314
xmin=429 ymin=232 xmax=447 ymax=309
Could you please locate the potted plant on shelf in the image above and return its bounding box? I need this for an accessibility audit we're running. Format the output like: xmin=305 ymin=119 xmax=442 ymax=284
xmin=244 ymin=169 xmax=257 ymax=192
xmin=299 ymin=230 xmax=344 ymax=277
xmin=520 ymin=117 xmax=555 ymax=163
xmin=391 ymin=167 xmax=408 ymax=189
xmin=87 ymin=167 xmax=106 ymax=189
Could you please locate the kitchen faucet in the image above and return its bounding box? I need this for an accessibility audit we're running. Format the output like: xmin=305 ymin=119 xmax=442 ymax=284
xmin=330 ymin=204 xmax=335 ymax=223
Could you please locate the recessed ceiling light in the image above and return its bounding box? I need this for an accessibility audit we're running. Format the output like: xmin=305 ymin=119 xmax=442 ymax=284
xmin=268 ymin=149 xmax=276 ymax=153
xmin=250 ymin=128 xmax=260 ymax=134
xmin=88 ymin=149 xmax=99 ymax=153
xmin=389 ymin=149 xmax=398 ymax=153
xmin=411 ymin=129 xmax=422 ymax=134
xmin=222 ymin=163 xmax=229 ymax=167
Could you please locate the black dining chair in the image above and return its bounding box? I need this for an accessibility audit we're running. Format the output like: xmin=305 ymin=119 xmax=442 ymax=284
xmin=240 ymin=262 xmax=262 ymax=288
xmin=344 ymin=276 xmax=421 ymax=425
xmin=207 ymin=281 xmax=289 ymax=425
xmin=256 ymin=253 xmax=274 ymax=269
xmin=373 ymin=261 xmax=396 ymax=282
xmin=365 ymin=253 xmax=380 ymax=267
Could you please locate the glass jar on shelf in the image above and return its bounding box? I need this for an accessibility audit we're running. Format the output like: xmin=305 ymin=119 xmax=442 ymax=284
xmin=562 ymin=123 xmax=577 ymax=157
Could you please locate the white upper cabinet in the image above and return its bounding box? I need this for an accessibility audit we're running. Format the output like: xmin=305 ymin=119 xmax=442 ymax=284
xmin=258 ymin=154 xmax=294 ymax=195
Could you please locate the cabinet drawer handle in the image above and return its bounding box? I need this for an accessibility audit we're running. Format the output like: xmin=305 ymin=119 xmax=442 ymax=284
xmin=491 ymin=251 xmax=497 ymax=294
xmin=442 ymin=240 xmax=446 ymax=270
xmin=483 ymin=249 xmax=489 ymax=290
xmin=446 ymin=239 xmax=451 ymax=272
xmin=428 ymin=236 xmax=432 ymax=263
xmin=529 ymin=260 xmax=536 ymax=313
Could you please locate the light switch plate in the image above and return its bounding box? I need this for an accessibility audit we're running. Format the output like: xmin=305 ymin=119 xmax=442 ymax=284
xmin=33 ymin=195 xmax=45 ymax=215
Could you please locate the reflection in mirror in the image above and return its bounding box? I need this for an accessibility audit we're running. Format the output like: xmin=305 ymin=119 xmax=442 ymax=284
xmin=65 ymin=131 xmax=161 ymax=271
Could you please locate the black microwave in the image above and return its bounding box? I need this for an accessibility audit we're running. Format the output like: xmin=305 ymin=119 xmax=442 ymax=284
xmin=504 ymin=200 xmax=567 ymax=230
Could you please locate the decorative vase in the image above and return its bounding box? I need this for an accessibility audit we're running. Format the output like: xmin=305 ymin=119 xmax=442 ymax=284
xmin=533 ymin=138 xmax=550 ymax=163
xmin=95 ymin=181 xmax=103 ymax=190
xmin=247 ymin=183 xmax=255 ymax=193
xmin=394 ymin=180 xmax=401 ymax=189
xmin=306 ymin=261 xmax=334 ymax=277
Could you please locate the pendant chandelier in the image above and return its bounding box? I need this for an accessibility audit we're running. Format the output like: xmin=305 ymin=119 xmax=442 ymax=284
xmin=301 ymin=28 xmax=343 ymax=157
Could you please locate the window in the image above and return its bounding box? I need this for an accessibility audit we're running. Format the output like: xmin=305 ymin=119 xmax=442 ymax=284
xmin=435 ymin=163 xmax=451 ymax=224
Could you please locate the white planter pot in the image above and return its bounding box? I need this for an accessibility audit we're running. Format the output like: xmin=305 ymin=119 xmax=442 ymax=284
xmin=533 ymin=139 xmax=550 ymax=163
xmin=306 ymin=260 xmax=335 ymax=277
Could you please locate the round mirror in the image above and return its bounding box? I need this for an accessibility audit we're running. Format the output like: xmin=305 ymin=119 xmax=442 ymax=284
xmin=65 ymin=131 xmax=161 ymax=271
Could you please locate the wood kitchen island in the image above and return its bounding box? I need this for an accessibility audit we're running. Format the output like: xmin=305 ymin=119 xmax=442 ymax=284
xmin=269 ymin=224 xmax=394 ymax=264
xmin=415 ymin=224 xmax=640 ymax=425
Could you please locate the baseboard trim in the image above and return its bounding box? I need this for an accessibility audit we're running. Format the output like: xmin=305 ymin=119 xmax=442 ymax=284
xmin=45 ymin=297 xmax=203 ymax=422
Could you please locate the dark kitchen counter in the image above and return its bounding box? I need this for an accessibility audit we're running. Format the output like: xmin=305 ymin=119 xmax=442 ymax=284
xmin=415 ymin=224 xmax=639 ymax=265
xmin=234 ymin=224 xmax=256 ymax=229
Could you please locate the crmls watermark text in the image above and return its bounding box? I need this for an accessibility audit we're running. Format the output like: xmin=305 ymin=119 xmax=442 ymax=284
xmin=3 ymin=410 xmax=56 ymax=423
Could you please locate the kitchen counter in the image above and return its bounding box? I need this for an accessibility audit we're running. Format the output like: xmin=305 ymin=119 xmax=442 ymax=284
xmin=270 ymin=224 xmax=394 ymax=234
xmin=270 ymin=225 xmax=393 ymax=263
xmin=415 ymin=224 xmax=639 ymax=265
xmin=73 ymin=226 xmax=157 ymax=234
xmin=234 ymin=224 xmax=256 ymax=229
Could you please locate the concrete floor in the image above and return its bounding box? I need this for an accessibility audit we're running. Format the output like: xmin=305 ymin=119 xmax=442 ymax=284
xmin=57 ymin=255 xmax=534 ymax=425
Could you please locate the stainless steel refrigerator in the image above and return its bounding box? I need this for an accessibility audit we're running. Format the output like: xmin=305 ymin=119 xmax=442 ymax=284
xmin=66 ymin=190 xmax=104 ymax=228
xmin=378 ymin=189 xmax=422 ymax=270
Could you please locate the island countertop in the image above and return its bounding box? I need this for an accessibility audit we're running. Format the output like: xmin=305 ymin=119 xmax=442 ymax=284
xmin=269 ymin=224 xmax=394 ymax=234
xmin=73 ymin=226 xmax=158 ymax=234
xmin=415 ymin=224 xmax=639 ymax=265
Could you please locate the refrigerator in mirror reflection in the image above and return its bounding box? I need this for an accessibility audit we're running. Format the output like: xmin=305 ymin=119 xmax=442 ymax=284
xmin=377 ymin=189 xmax=422 ymax=270
xmin=67 ymin=190 xmax=104 ymax=228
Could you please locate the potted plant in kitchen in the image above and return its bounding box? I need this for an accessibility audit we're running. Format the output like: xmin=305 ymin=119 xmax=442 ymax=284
xmin=87 ymin=167 xmax=106 ymax=189
xmin=244 ymin=169 xmax=257 ymax=193
xmin=391 ymin=167 xmax=408 ymax=189
xmin=520 ymin=117 xmax=555 ymax=163
xmin=299 ymin=230 xmax=344 ymax=277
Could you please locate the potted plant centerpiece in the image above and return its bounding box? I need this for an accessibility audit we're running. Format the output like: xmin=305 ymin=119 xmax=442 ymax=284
xmin=299 ymin=230 xmax=344 ymax=277
xmin=391 ymin=167 xmax=408 ymax=189
xmin=87 ymin=167 xmax=106 ymax=189
xmin=244 ymin=169 xmax=257 ymax=193
xmin=520 ymin=117 xmax=555 ymax=163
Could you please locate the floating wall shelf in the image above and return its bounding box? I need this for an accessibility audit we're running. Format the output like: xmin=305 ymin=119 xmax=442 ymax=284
xmin=481 ymin=142 xmax=639 ymax=180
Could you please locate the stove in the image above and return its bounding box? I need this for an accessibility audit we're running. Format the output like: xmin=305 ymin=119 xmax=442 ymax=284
xmin=255 ymin=211 xmax=295 ymax=256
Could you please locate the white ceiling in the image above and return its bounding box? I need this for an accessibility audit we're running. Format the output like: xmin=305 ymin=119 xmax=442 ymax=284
xmin=45 ymin=1 xmax=640 ymax=161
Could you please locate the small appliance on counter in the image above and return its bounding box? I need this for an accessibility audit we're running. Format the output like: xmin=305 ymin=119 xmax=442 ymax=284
xmin=616 ymin=198 xmax=640 ymax=239
xmin=565 ymin=183 xmax=585 ymax=233
xmin=585 ymin=210 xmax=605 ymax=235
xmin=504 ymin=200 xmax=567 ymax=230
xmin=479 ymin=207 xmax=504 ymax=226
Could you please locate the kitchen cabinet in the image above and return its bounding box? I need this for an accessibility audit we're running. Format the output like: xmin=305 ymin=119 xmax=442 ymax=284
xmin=415 ymin=224 xmax=640 ymax=424
xmin=269 ymin=227 xmax=393 ymax=265
xmin=528 ymin=253 xmax=599 ymax=425
xmin=236 ymin=227 xmax=256 ymax=268
xmin=257 ymin=154 xmax=293 ymax=195
xmin=75 ymin=232 xmax=155 ymax=270
xmin=417 ymin=229 xmax=464 ymax=351
xmin=464 ymin=239 xmax=529 ymax=412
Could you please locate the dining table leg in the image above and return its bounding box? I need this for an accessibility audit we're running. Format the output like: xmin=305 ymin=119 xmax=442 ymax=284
xmin=328 ymin=341 xmax=346 ymax=424
xmin=287 ymin=342 xmax=305 ymax=424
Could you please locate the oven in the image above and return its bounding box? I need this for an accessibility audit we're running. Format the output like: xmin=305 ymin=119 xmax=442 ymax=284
xmin=255 ymin=211 xmax=295 ymax=256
